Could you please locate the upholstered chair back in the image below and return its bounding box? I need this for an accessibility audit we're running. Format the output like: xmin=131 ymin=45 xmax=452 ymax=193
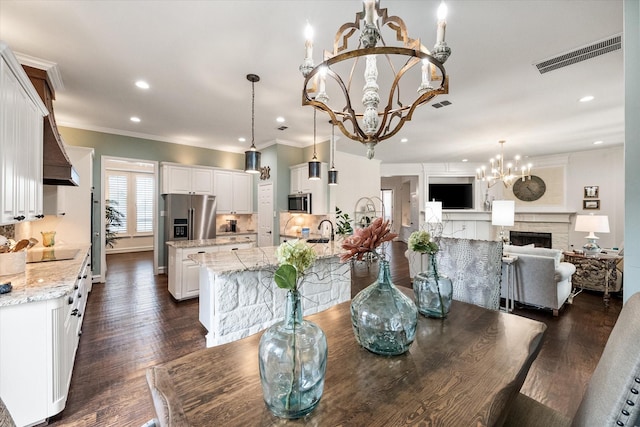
xmin=436 ymin=237 xmax=503 ymax=310
xmin=571 ymin=292 xmax=640 ymax=426
xmin=0 ymin=397 xmax=16 ymax=427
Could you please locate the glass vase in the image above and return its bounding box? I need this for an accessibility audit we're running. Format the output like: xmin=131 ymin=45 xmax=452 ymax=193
xmin=258 ymin=290 xmax=327 ymax=419
xmin=350 ymin=259 xmax=418 ymax=356
xmin=413 ymin=254 xmax=453 ymax=318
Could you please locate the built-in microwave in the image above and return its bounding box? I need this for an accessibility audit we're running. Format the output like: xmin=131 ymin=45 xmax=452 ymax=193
xmin=288 ymin=193 xmax=312 ymax=213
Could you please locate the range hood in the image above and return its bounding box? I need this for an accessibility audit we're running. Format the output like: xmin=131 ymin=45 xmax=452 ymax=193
xmin=22 ymin=64 xmax=79 ymax=186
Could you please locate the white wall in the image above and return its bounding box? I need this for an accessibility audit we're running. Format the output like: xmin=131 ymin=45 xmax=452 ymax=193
xmin=381 ymin=145 xmax=625 ymax=250
xmin=331 ymin=151 xmax=381 ymax=222
xmin=624 ymin=0 xmax=640 ymax=302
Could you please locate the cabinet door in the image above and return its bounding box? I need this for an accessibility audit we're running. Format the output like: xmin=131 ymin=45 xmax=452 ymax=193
xmin=232 ymin=172 xmax=252 ymax=213
xmin=162 ymin=165 xmax=192 ymax=194
xmin=23 ymin=93 xmax=43 ymax=220
xmin=191 ymin=168 xmax=214 ymax=195
xmin=0 ymin=57 xmax=19 ymax=223
xmin=183 ymin=262 xmax=201 ymax=298
xmin=213 ymin=170 xmax=233 ymax=213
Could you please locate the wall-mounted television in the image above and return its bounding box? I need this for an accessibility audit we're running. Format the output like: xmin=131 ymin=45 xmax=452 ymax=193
xmin=428 ymin=183 xmax=474 ymax=209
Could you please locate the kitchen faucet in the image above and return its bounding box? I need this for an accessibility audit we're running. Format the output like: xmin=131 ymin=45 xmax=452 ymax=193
xmin=318 ymin=219 xmax=335 ymax=241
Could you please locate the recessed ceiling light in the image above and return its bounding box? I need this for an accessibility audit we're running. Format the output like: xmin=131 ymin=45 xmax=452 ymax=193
xmin=579 ymin=95 xmax=594 ymax=103
xmin=130 ymin=116 xmax=141 ymax=123
xmin=593 ymin=140 xmax=604 ymax=145
xmin=276 ymin=116 xmax=285 ymax=123
xmin=238 ymin=137 xmax=246 ymax=143
xmin=462 ymin=159 xmax=468 ymax=162
xmin=135 ymin=80 xmax=150 ymax=89
xmin=400 ymin=138 xmax=408 ymax=143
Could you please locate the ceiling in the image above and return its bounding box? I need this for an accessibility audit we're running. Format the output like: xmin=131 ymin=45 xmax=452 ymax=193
xmin=0 ymin=0 xmax=624 ymax=165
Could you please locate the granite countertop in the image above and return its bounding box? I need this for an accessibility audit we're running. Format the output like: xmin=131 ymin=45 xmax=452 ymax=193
xmin=189 ymin=241 xmax=347 ymax=275
xmin=166 ymin=235 xmax=257 ymax=249
xmin=0 ymin=244 xmax=91 ymax=308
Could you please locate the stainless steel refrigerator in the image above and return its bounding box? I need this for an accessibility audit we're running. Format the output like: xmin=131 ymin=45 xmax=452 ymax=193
xmin=164 ymin=194 xmax=217 ymax=242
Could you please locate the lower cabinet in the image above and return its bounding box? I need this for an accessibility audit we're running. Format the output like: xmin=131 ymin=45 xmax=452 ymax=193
xmin=168 ymin=241 xmax=255 ymax=300
xmin=0 ymin=250 xmax=90 ymax=427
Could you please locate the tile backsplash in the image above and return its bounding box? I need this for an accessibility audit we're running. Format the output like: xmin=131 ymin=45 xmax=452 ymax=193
xmin=0 ymin=225 xmax=15 ymax=240
xmin=216 ymin=214 xmax=256 ymax=234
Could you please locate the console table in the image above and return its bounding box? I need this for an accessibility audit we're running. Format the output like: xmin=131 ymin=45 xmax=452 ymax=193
xmin=563 ymin=252 xmax=622 ymax=306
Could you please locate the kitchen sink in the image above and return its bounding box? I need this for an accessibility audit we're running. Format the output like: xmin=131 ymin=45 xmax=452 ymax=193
xmin=306 ymin=238 xmax=330 ymax=243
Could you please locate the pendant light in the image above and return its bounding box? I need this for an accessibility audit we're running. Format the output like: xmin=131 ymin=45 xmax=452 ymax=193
xmin=244 ymin=74 xmax=261 ymax=174
xmin=308 ymin=109 xmax=321 ymax=180
xmin=328 ymin=121 xmax=338 ymax=186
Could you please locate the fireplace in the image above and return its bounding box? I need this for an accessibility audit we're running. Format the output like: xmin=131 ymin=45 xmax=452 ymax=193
xmin=510 ymin=231 xmax=552 ymax=248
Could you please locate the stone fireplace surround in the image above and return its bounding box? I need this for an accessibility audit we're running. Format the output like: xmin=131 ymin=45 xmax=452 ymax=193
xmin=440 ymin=211 xmax=574 ymax=250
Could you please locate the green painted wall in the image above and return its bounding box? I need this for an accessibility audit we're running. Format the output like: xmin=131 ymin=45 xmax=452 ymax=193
xmin=59 ymin=126 xmax=308 ymax=275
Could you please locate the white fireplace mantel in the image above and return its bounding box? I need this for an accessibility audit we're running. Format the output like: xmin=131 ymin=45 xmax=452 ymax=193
xmin=438 ymin=210 xmax=576 ymax=249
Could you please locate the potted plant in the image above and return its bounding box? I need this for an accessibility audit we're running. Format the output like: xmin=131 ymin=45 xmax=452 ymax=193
xmin=335 ymin=206 xmax=353 ymax=236
xmin=105 ymin=199 xmax=124 ymax=248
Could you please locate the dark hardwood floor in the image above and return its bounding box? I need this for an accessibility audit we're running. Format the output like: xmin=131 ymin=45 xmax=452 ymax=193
xmin=49 ymin=242 xmax=622 ymax=426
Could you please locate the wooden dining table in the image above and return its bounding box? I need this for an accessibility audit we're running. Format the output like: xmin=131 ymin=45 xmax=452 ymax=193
xmin=146 ymin=295 xmax=546 ymax=426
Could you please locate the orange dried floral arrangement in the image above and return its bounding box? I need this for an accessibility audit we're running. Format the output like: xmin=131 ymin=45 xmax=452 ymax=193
xmin=340 ymin=217 xmax=397 ymax=262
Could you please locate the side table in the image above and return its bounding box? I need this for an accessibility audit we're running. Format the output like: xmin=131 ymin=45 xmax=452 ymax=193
xmin=501 ymin=255 xmax=518 ymax=312
xmin=563 ymin=252 xmax=622 ymax=306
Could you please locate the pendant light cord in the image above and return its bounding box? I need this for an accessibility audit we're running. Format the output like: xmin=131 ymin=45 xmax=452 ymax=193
xmin=251 ymin=79 xmax=256 ymax=149
xmin=330 ymin=122 xmax=335 ymax=168
xmin=313 ymin=109 xmax=318 ymax=159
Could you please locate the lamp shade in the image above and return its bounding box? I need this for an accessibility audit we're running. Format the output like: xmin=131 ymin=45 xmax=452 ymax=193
xmin=491 ymin=200 xmax=515 ymax=226
xmin=244 ymin=150 xmax=261 ymax=174
xmin=308 ymin=159 xmax=321 ymax=180
xmin=425 ymin=201 xmax=442 ymax=223
xmin=575 ymin=214 xmax=610 ymax=234
xmin=328 ymin=168 xmax=338 ymax=185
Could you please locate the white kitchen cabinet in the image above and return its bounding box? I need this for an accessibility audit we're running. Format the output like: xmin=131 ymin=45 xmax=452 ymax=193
xmin=161 ymin=163 xmax=215 ymax=195
xmin=213 ymin=169 xmax=253 ymax=214
xmin=43 ymin=184 xmax=67 ymax=215
xmin=0 ymin=249 xmax=90 ymax=427
xmin=0 ymin=43 xmax=47 ymax=225
xmin=290 ymin=163 xmax=328 ymax=215
xmin=167 ymin=240 xmax=255 ymax=300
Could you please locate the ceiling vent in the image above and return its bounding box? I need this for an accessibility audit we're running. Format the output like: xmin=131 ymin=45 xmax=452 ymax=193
xmin=432 ymin=100 xmax=452 ymax=109
xmin=534 ymin=34 xmax=622 ymax=74
xmin=277 ymin=125 xmax=288 ymax=131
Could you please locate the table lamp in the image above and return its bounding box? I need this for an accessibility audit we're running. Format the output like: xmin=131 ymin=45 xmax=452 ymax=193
xmin=492 ymin=200 xmax=515 ymax=244
xmin=425 ymin=201 xmax=443 ymax=224
xmin=575 ymin=214 xmax=609 ymax=256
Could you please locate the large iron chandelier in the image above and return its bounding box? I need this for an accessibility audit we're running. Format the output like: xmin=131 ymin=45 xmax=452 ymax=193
xmin=476 ymin=140 xmax=532 ymax=188
xmin=300 ymin=0 xmax=451 ymax=159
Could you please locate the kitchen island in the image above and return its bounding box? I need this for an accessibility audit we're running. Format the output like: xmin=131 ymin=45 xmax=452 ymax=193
xmin=166 ymin=235 xmax=256 ymax=300
xmin=190 ymin=242 xmax=350 ymax=347
xmin=0 ymin=244 xmax=91 ymax=427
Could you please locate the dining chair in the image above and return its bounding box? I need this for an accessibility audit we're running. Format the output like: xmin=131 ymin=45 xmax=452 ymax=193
xmin=504 ymin=291 xmax=640 ymax=427
xmin=435 ymin=237 xmax=503 ymax=310
xmin=0 ymin=397 xmax=16 ymax=427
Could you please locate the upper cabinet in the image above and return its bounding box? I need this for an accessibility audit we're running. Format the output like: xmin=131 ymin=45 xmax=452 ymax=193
xmin=290 ymin=163 xmax=328 ymax=215
xmin=161 ymin=163 xmax=214 ymax=195
xmin=0 ymin=43 xmax=48 ymax=225
xmin=213 ymin=170 xmax=253 ymax=214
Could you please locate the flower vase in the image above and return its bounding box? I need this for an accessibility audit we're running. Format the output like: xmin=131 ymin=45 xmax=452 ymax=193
xmin=258 ymin=290 xmax=327 ymax=419
xmin=413 ymin=254 xmax=453 ymax=318
xmin=350 ymin=259 xmax=418 ymax=355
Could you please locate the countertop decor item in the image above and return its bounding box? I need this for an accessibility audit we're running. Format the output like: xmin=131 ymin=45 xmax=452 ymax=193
xmin=343 ymin=218 xmax=417 ymax=355
xmin=258 ymin=240 xmax=327 ymax=419
xmin=408 ymin=230 xmax=452 ymax=318
xmin=41 ymin=231 xmax=56 ymax=247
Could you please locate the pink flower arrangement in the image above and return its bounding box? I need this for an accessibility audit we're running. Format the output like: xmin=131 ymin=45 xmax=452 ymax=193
xmin=340 ymin=217 xmax=397 ymax=262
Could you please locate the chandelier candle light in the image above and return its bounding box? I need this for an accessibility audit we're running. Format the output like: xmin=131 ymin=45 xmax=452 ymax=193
xmin=300 ymin=1 xmax=451 ymax=160
xmin=476 ymin=140 xmax=532 ymax=187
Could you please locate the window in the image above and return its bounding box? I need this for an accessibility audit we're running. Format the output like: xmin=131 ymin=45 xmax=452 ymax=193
xmin=106 ymin=170 xmax=155 ymax=236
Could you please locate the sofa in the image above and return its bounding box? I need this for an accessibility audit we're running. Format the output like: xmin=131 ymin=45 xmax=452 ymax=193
xmin=502 ymin=244 xmax=576 ymax=316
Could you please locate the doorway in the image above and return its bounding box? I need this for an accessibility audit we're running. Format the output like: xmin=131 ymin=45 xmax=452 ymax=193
xmin=100 ymin=156 xmax=158 ymax=280
xmin=258 ymin=182 xmax=274 ymax=247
